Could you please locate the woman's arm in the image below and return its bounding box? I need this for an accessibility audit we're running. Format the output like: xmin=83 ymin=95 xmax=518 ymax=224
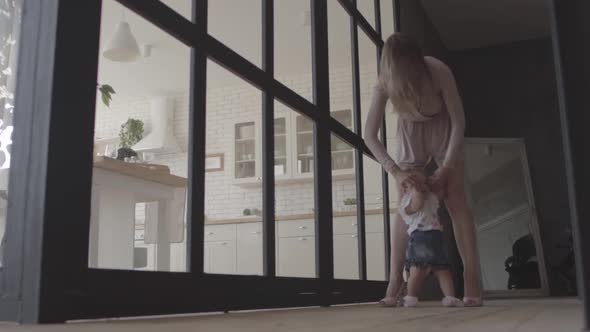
xmin=364 ymin=85 xmax=399 ymax=174
xmin=435 ymin=60 xmax=466 ymax=169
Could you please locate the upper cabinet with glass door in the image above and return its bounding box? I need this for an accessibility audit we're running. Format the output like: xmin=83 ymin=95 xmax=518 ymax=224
xmin=232 ymin=114 xmax=291 ymax=186
xmin=233 ymin=120 xmax=260 ymax=185
xmin=232 ymin=110 xmax=354 ymax=186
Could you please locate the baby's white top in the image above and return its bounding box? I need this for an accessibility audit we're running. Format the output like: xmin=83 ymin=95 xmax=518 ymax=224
xmin=399 ymin=191 xmax=443 ymax=235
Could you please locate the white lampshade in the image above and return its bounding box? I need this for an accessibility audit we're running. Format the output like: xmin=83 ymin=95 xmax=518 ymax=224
xmin=103 ymin=21 xmax=141 ymax=62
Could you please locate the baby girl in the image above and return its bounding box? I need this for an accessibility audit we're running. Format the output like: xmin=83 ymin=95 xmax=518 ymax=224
xmin=399 ymin=171 xmax=463 ymax=307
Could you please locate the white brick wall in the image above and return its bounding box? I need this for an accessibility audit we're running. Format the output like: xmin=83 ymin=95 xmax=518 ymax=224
xmin=94 ymin=65 xmax=384 ymax=220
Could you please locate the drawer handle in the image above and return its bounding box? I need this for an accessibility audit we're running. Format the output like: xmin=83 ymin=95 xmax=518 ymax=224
xmin=351 ymin=223 xmax=357 ymax=227
xmin=299 ymin=237 xmax=307 ymax=241
xmin=251 ymin=231 xmax=261 ymax=235
xmin=221 ymin=242 xmax=228 ymax=245
xmin=352 ymin=234 xmax=358 ymax=238
xmin=207 ymin=232 xmax=214 ymax=235
xmin=298 ymin=226 xmax=307 ymax=230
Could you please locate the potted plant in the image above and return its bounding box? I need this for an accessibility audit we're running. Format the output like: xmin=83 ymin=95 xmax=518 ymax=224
xmin=343 ymin=197 xmax=357 ymax=211
xmin=117 ymin=118 xmax=144 ymax=160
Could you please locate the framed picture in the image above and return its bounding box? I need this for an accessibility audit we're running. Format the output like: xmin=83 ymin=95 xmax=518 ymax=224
xmin=205 ymin=153 xmax=224 ymax=172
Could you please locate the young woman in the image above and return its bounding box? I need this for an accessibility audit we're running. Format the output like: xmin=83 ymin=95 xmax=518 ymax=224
xmin=364 ymin=32 xmax=482 ymax=307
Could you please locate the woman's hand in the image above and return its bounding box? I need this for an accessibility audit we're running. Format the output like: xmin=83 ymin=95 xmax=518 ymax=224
xmin=393 ymin=169 xmax=428 ymax=191
xmin=429 ymin=166 xmax=452 ymax=197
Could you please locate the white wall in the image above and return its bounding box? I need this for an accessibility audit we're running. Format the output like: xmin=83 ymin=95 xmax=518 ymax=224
xmin=94 ymin=64 xmax=393 ymax=221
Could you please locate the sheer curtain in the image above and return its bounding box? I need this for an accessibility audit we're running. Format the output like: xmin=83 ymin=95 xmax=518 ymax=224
xmin=0 ymin=0 xmax=22 ymax=266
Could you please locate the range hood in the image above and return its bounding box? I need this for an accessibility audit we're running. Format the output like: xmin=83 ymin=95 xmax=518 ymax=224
xmin=133 ymin=97 xmax=180 ymax=153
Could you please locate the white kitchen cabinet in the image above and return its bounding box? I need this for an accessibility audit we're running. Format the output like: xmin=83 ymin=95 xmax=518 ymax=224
xmin=232 ymin=116 xmax=291 ymax=185
xmin=233 ymin=110 xmax=354 ymax=187
xmin=204 ymin=224 xmax=237 ymax=274
xmin=236 ymin=222 xmax=263 ymax=275
xmin=277 ymin=219 xmax=314 ymax=237
xmin=232 ymin=119 xmax=261 ymax=185
xmin=203 ymin=215 xmax=387 ymax=280
xmin=205 ymin=240 xmax=236 ymax=274
xmin=277 ymin=236 xmax=316 ymax=278
xmin=334 ymin=233 xmax=359 ymax=279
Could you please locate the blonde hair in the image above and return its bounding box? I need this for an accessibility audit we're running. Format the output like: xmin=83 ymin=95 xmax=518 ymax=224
xmin=379 ymin=33 xmax=434 ymax=114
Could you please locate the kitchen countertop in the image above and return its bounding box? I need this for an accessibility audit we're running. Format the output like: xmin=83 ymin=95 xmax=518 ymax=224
xmin=94 ymin=156 xmax=186 ymax=187
xmin=205 ymin=208 xmax=399 ymax=225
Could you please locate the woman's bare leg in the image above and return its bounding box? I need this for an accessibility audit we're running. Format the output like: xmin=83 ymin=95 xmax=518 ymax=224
xmin=444 ymin=163 xmax=482 ymax=302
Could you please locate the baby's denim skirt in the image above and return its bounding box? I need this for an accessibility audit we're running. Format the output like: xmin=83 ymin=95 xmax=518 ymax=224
xmin=405 ymin=230 xmax=450 ymax=271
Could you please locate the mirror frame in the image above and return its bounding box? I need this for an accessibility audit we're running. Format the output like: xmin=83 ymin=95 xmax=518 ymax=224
xmin=465 ymin=137 xmax=550 ymax=298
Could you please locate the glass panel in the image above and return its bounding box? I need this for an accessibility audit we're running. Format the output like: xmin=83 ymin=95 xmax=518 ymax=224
xmin=275 ymin=100 xmax=317 ymax=278
xmin=273 ymin=117 xmax=288 ymax=178
xmin=0 ymin=0 xmax=22 ymax=267
xmin=275 ymin=0 xmax=313 ymax=101
xmin=332 ymin=135 xmax=358 ymax=280
xmin=380 ymin=0 xmax=395 ymax=38
xmin=331 ymin=130 xmax=355 ymax=174
xmin=357 ymin=0 xmax=376 ymax=29
xmin=160 ymin=0 xmax=193 ymax=22
xmin=328 ymin=1 xmax=354 ymax=127
xmin=465 ymin=141 xmax=543 ymax=291
xmin=358 ymin=28 xmax=379 ymax=135
xmin=294 ymin=114 xmax=314 ymax=176
xmin=204 ymin=60 xmax=263 ymax=275
xmin=90 ymin=0 xmax=190 ymax=271
xmin=235 ymin=122 xmax=256 ymax=179
xmin=363 ymin=154 xmax=387 ymax=281
xmin=209 ymin=0 xmax=262 ymax=68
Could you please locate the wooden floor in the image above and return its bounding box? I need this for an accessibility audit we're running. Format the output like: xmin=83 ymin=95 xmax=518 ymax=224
xmin=0 ymin=298 xmax=583 ymax=332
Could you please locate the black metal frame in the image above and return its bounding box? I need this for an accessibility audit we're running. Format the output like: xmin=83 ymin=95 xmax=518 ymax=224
xmin=1 ymin=0 xmax=587 ymax=326
xmin=547 ymin=0 xmax=589 ymax=329
xmin=0 ymin=0 xmax=400 ymax=323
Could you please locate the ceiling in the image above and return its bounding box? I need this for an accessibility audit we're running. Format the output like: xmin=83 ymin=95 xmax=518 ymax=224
xmin=420 ymin=0 xmax=551 ymax=51
xmin=97 ymin=0 xmax=550 ymax=104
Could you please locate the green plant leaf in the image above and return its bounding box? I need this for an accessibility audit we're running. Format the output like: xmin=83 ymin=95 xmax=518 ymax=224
xmin=101 ymin=93 xmax=110 ymax=107
xmin=98 ymin=84 xmax=115 ymax=107
xmin=101 ymin=84 xmax=115 ymax=94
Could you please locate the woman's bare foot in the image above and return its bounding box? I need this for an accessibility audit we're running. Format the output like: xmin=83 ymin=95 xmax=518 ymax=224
xmin=379 ymin=278 xmax=406 ymax=307
xmin=463 ymin=297 xmax=483 ymax=307
xmin=378 ymin=297 xmax=398 ymax=307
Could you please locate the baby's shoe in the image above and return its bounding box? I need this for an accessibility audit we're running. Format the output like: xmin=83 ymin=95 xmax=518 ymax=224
xmin=403 ymin=296 xmax=419 ymax=307
xmin=442 ymin=296 xmax=463 ymax=307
